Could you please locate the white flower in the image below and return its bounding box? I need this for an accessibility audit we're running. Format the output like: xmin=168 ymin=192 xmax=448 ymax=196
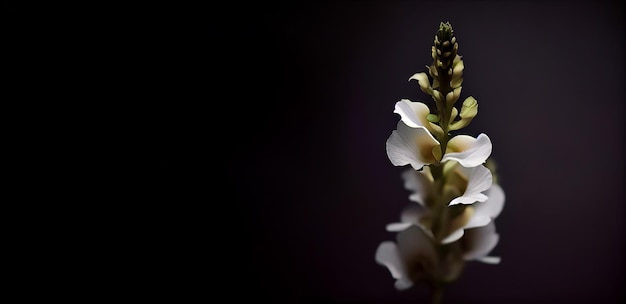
xmin=447 ymin=164 xmax=493 ymax=206
xmin=386 ymin=100 xmax=492 ymax=170
xmin=375 ymin=226 xmax=437 ymax=290
xmin=387 ymin=165 xmax=503 ymax=245
xmin=461 ymin=222 xmax=501 ymax=264
xmin=376 ymin=222 xmax=501 ymax=290
xmin=442 ymin=183 xmax=504 ymax=244
xmin=385 ymin=168 xmax=433 ymax=233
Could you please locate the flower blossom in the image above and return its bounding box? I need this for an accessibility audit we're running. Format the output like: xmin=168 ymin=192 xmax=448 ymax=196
xmin=375 ymin=222 xmax=501 ymax=290
xmin=386 ymin=165 xmax=503 ymax=244
xmin=386 ymin=100 xmax=492 ymax=170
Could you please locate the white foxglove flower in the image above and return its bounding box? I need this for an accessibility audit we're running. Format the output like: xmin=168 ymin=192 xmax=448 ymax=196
xmin=386 ymin=100 xmax=492 ymax=170
xmin=376 ymin=222 xmax=501 ymax=289
xmin=375 ymin=226 xmax=438 ymax=290
xmin=386 ymin=166 xmax=503 ymax=244
xmin=385 ymin=204 xmax=430 ymax=233
xmin=402 ymin=166 xmax=434 ymax=207
xmin=447 ymin=164 xmax=493 ymax=206
xmin=461 ymin=221 xmax=501 ymax=264
xmin=442 ymin=183 xmax=504 ymax=244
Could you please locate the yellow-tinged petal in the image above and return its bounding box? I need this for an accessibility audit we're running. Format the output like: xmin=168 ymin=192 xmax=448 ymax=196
xmin=443 ymin=133 xmax=492 ymax=167
xmin=446 ymin=135 xmax=476 ymax=152
xmin=408 ymin=72 xmax=432 ymax=95
xmin=449 ymin=96 xmax=478 ymax=131
xmin=449 ymin=207 xmax=474 ymax=235
xmin=450 ymin=107 xmax=459 ymax=122
xmin=432 ymin=90 xmax=443 ymax=103
xmin=432 ymin=145 xmax=442 ymax=161
xmin=451 ymin=77 xmax=463 ymax=88
xmin=452 ymin=59 xmax=464 ymax=79
xmin=428 ymin=64 xmax=438 ymax=78
xmin=460 ymin=96 xmax=478 ymax=118
xmin=453 ymin=54 xmax=462 ymax=66
xmin=445 ymin=86 xmax=462 ymax=107
xmin=386 ymin=121 xmax=440 ymax=170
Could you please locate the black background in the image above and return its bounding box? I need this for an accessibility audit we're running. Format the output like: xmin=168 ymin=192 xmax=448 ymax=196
xmin=211 ymin=1 xmax=625 ymax=303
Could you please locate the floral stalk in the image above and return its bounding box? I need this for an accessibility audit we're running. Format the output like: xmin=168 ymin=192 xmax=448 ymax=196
xmin=376 ymin=22 xmax=505 ymax=303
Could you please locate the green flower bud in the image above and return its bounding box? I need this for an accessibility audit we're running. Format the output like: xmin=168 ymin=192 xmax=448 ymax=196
xmin=449 ymin=96 xmax=478 ymax=131
xmin=450 ymin=55 xmax=464 ymax=88
xmin=450 ymin=107 xmax=459 ymax=122
xmin=433 ymin=22 xmax=458 ymax=72
xmin=427 ymin=64 xmax=439 ymax=79
xmin=451 ymin=76 xmax=463 ymax=89
xmin=427 ymin=113 xmax=440 ymax=123
xmin=445 ymin=86 xmax=462 ymax=108
xmin=409 ymin=72 xmax=433 ymax=95
xmin=432 ymin=89 xmax=443 ymax=103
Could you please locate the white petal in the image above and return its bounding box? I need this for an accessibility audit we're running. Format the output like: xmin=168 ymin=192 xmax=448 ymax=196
xmin=386 ymin=222 xmax=413 ymax=232
xmin=393 ymin=100 xmax=444 ymax=137
xmin=377 ymin=227 xmax=436 ymax=290
xmin=474 ymin=184 xmax=505 ymax=219
xmin=401 ymin=169 xmax=433 ymax=206
xmin=386 ymin=122 xmax=439 ymax=170
xmin=477 ymin=256 xmax=501 ymax=264
xmin=441 ymin=228 xmax=464 ymax=244
xmin=400 ymin=204 xmax=425 ymax=224
xmin=394 ymin=100 xmax=430 ymax=128
xmin=375 ymin=242 xmax=407 ymax=280
xmin=442 ymin=133 xmax=492 ymax=167
xmin=396 ymin=226 xmax=437 ymax=263
xmin=462 ymin=222 xmax=500 ymax=261
xmin=387 ymin=205 xmax=429 ymax=231
xmin=394 ymin=279 xmax=414 ymax=290
xmin=448 ymin=165 xmax=493 ymax=206
xmin=463 ymin=214 xmax=491 ymax=229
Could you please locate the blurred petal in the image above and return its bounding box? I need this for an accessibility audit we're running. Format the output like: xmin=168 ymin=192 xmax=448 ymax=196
xmin=400 ymin=204 xmax=424 ymax=223
xmin=376 ymin=226 xmax=438 ymax=290
xmin=442 ymin=133 xmax=492 ymax=167
xmin=449 ymin=165 xmax=492 ymax=206
xmin=464 ymin=214 xmax=491 ymax=229
xmin=402 ymin=169 xmax=433 ymax=206
xmin=447 ymin=206 xmax=474 ymax=235
xmin=386 ymin=122 xmax=439 ymax=170
xmin=441 ymin=228 xmax=464 ymax=244
xmin=375 ymin=242 xmax=407 ymax=280
xmin=394 ymin=279 xmax=414 ymax=290
xmin=387 ymin=204 xmax=429 ymax=230
xmin=473 ymin=184 xmax=505 ymax=219
xmin=477 ymin=256 xmax=501 ymax=264
xmin=462 ymin=222 xmax=500 ymax=261
xmin=445 ymin=205 xmax=491 ymax=244
xmin=397 ymin=226 xmax=437 ymax=266
xmin=386 ymin=222 xmax=413 ymax=232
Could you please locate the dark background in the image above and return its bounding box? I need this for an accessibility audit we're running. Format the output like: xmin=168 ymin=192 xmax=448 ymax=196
xmin=213 ymin=0 xmax=625 ymax=303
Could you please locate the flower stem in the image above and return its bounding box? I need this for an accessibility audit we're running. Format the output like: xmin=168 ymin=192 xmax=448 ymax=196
xmin=436 ymin=71 xmax=452 ymax=160
xmin=431 ymin=283 xmax=444 ymax=304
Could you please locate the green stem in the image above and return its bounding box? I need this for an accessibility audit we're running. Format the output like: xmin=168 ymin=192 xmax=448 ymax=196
xmin=436 ymin=72 xmax=452 ymax=160
xmin=431 ymin=283 xmax=444 ymax=304
xmin=427 ymin=69 xmax=455 ymax=243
